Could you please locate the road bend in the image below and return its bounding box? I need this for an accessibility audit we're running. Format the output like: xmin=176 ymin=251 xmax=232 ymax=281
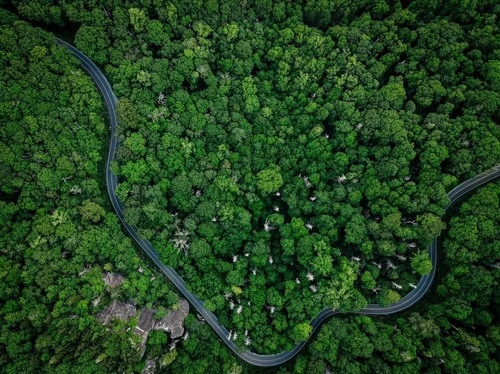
xmin=57 ymin=38 xmax=500 ymax=367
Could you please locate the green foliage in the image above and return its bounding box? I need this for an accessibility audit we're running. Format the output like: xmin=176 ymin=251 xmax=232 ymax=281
xmin=2 ymin=0 xmax=499 ymax=370
xmin=74 ymin=25 xmax=110 ymax=64
xmin=129 ymin=8 xmax=148 ymax=32
xmin=61 ymin=0 xmax=499 ymax=357
xmin=160 ymin=349 xmax=177 ymax=367
xmin=291 ymin=322 xmax=313 ymax=343
xmin=80 ymin=200 xmax=106 ymax=223
xmin=0 ymin=19 xmax=177 ymax=373
xmin=303 ymin=182 xmax=499 ymax=373
xmin=377 ymin=289 xmax=401 ymax=307
xmin=255 ymin=165 xmax=284 ymax=194
xmin=411 ymin=251 xmax=432 ymax=275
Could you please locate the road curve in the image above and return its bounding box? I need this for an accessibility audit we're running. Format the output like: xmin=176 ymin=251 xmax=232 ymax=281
xmin=57 ymin=38 xmax=500 ymax=367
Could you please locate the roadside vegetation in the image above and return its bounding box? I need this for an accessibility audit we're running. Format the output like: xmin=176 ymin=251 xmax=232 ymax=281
xmin=0 ymin=0 xmax=498 ymax=372
xmin=0 ymin=18 xmax=179 ymax=373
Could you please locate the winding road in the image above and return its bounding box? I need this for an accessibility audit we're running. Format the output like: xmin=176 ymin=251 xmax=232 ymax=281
xmin=57 ymin=38 xmax=500 ymax=367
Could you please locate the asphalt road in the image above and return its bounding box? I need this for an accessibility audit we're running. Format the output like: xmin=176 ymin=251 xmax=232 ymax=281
xmin=57 ymin=38 xmax=500 ymax=367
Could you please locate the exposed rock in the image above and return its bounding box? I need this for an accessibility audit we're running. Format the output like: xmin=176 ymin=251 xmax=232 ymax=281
xmin=103 ymin=272 xmax=125 ymax=288
xmin=154 ymin=299 xmax=189 ymax=338
xmin=136 ymin=309 xmax=155 ymax=358
xmin=134 ymin=301 xmax=189 ymax=358
xmin=97 ymin=298 xmax=189 ymax=361
xmin=142 ymin=360 xmax=156 ymax=374
xmin=138 ymin=309 xmax=156 ymax=334
xmin=97 ymin=300 xmax=136 ymax=325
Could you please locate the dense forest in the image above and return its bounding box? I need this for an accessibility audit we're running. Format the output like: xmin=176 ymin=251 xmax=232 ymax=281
xmin=169 ymin=174 xmax=500 ymax=373
xmin=0 ymin=16 xmax=180 ymax=373
xmin=0 ymin=0 xmax=499 ymax=372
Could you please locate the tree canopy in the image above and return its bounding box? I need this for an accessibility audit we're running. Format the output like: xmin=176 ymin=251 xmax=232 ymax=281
xmin=1 ymin=0 xmax=499 ymax=371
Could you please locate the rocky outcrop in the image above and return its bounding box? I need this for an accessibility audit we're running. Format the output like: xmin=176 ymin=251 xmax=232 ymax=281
xmin=97 ymin=273 xmax=189 ymax=366
xmin=138 ymin=309 xmax=156 ymax=334
xmin=142 ymin=360 xmax=156 ymax=374
xmin=96 ymin=298 xmax=189 ymax=363
xmin=136 ymin=309 xmax=156 ymax=357
xmin=154 ymin=299 xmax=189 ymax=338
xmin=97 ymin=300 xmax=136 ymax=324
xmin=103 ymin=272 xmax=125 ymax=288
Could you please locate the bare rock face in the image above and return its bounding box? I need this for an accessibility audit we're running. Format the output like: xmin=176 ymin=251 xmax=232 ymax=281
xmin=133 ymin=301 xmax=190 ymax=360
xmin=97 ymin=300 xmax=136 ymax=324
xmin=142 ymin=360 xmax=156 ymax=374
xmin=137 ymin=309 xmax=156 ymax=334
xmin=154 ymin=299 xmax=189 ymax=338
xmin=97 ymin=297 xmax=189 ymax=363
xmin=103 ymin=272 xmax=125 ymax=288
xmin=135 ymin=309 xmax=155 ymax=358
